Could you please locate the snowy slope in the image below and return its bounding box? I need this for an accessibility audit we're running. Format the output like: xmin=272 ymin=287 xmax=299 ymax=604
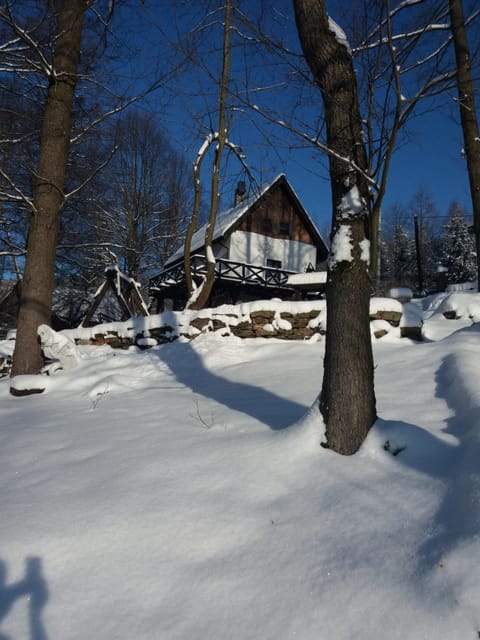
xmin=1 ymin=294 xmax=480 ymax=640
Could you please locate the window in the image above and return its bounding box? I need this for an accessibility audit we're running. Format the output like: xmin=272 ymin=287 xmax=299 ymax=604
xmin=279 ymin=222 xmax=290 ymax=236
xmin=262 ymin=217 xmax=272 ymax=233
xmin=266 ymin=259 xmax=282 ymax=269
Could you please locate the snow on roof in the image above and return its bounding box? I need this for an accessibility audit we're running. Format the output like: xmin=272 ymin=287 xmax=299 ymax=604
xmin=388 ymin=287 xmax=413 ymax=302
xmin=287 ymin=272 xmax=327 ymax=286
xmin=165 ymin=174 xmax=324 ymax=266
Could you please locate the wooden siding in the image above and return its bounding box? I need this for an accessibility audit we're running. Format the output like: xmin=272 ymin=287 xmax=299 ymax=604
xmin=235 ymin=184 xmax=316 ymax=245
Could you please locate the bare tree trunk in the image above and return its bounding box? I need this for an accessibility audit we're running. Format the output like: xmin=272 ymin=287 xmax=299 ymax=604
xmin=448 ymin=0 xmax=480 ymax=291
xmin=185 ymin=0 xmax=232 ymax=311
xmin=183 ymin=149 xmax=204 ymax=301
xmin=294 ymin=0 xmax=376 ymax=455
xmin=11 ymin=1 xmax=87 ymax=382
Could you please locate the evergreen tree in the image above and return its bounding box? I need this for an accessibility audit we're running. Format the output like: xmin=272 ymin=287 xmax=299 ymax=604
xmin=382 ymin=224 xmax=417 ymax=290
xmin=440 ymin=202 xmax=476 ymax=284
xmin=419 ymin=226 xmax=443 ymax=293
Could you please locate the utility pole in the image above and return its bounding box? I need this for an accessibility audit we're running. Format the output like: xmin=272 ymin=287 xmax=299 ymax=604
xmin=414 ymin=215 xmax=424 ymax=294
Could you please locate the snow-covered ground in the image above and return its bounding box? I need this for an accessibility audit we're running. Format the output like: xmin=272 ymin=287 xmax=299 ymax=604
xmin=1 ymin=292 xmax=480 ymax=640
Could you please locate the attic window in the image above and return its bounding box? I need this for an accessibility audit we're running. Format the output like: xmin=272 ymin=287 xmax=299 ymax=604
xmin=279 ymin=222 xmax=290 ymax=236
xmin=266 ymin=259 xmax=282 ymax=269
xmin=262 ymin=217 xmax=272 ymax=233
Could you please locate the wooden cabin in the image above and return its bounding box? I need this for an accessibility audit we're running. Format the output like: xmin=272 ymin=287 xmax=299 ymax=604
xmin=149 ymin=174 xmax=328 ymax=310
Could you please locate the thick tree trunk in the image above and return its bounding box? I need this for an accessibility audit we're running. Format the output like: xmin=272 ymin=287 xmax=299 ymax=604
xmin=11 ymin=1 xmax=86 ymax=381
xmin=294 ymin=0 xmax=376 ymax=454
xmin=448 ymin=0 xmax=480 ymax=291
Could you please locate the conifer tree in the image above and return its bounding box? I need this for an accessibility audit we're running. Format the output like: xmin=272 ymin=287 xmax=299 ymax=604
xmin=382 ymin=225 xmax=416 ymax=290
xmin=440 ymin=203 xmax=476 ymax=284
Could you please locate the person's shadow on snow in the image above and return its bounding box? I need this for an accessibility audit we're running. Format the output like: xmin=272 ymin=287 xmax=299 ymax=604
xmin=0 ymin=557 xmax=48 ymax=640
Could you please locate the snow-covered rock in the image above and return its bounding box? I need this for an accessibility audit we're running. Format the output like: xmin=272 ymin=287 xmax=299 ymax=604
xmin=38 ymin=324 xmax=81 ymax=370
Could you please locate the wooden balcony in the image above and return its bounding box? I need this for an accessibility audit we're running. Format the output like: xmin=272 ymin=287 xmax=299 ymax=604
xmin=149 ymin=255 xmax=297 ymax=295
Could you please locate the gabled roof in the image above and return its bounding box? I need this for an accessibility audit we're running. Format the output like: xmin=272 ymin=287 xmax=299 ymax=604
xmin=165 ymin=174 xmax=326 ymax=266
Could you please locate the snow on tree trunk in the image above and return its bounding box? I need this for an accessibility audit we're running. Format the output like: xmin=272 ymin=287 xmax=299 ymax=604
xmin=294 ymin=0 xmax=376 ymax=455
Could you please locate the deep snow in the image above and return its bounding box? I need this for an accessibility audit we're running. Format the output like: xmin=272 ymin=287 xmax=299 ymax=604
xmin=1 ymin=291 xmax=480 ymax=640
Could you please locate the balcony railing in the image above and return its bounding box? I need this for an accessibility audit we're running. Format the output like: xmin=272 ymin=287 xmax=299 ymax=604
xmin=149 ymin=255 xmax=297 ymax=294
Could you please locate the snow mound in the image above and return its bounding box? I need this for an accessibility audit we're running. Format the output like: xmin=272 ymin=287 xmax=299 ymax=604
xmin=436 ymin=291 xmax=480 ymax=321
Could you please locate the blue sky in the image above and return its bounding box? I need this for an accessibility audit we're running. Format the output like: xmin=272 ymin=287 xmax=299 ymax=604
xmin=289 ymin=108 xmax=473 ymax=235
xmin=166 ymin=93 xmax=473 ymax=238
xmin=269 ymin=113 xmax=471 ymax=234
xmin=128 ymin=0 xmax=476 ymax=237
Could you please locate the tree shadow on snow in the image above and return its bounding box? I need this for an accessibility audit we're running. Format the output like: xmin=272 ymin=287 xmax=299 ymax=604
xmin=416 ymin=352 xmax=480 ymax=571
xmin=373 ymin=418 xmax=454 ymax=479
xmin=153 ymin=338 xmax=308 ymax=431
xmin=0 ymin=557 xmax=48 ymax=640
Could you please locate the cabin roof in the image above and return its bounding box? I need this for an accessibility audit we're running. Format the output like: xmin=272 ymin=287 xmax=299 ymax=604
xmin=165 ymin=174 xmax=326 ymax=266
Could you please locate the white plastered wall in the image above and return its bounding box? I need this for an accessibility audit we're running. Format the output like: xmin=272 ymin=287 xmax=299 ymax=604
xmin=227 ymin=230 xmax=316 ymax=272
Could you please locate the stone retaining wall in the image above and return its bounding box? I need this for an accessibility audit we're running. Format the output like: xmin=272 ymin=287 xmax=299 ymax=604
xmin=71 ymin=299 xmax=406 ymax=349
xmin=0 ymin=299 xmax=413 ymax=377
